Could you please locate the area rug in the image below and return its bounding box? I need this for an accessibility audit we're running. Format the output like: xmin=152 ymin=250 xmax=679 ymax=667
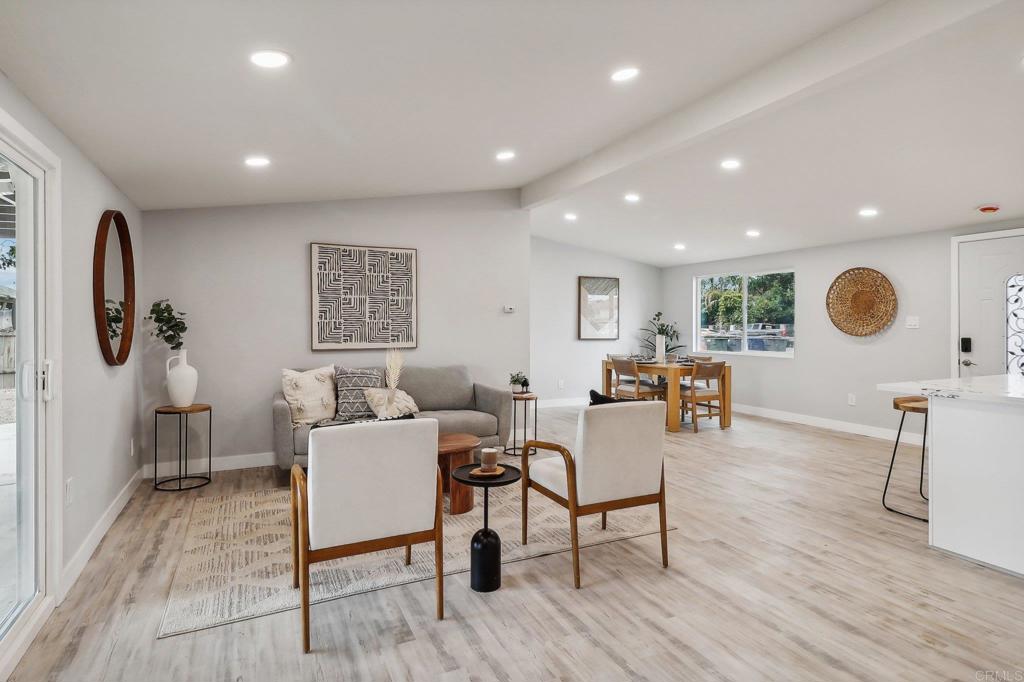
xmin=159 ymin=471 xmax=672 ymax=637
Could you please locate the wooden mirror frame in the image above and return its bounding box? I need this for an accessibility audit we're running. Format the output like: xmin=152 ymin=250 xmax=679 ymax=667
xmin=92 ymin=209 xmax=136 ymax=366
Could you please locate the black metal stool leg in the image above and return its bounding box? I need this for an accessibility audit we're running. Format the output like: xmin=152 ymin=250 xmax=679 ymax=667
xmin=919 ymin=412 xmax=928 ymax=502
xmin=883 ymin=411 xmax=927 ymax=522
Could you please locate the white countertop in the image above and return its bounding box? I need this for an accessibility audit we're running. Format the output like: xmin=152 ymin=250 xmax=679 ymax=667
xmin=877 ymin=374 xmax=1024 ymax=405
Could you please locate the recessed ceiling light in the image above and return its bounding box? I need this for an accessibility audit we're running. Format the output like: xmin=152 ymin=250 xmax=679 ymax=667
xmin=495 ymin=149 xmax=516 ymax=162
xmin=244 ymin=156 xmax=270 ymax=167
xmin=611 ymin=67 xmax=640 ymax=82
xmin=624 ymin=192 xmax=641 ymax=203
xmin=720 ymin=158 xmax=742 ymax=170
xmin=745 ymin=229 xmax=760 ymax=237
xmin=858 ymin=207 xmax=879 ymax=218
xmin=250 ymin=50 xmax=290 ymax=68
xmin=673 ymin=243 xmax=686 ymax=250
xmin=564 ymin=212 xmax=578 ymax=222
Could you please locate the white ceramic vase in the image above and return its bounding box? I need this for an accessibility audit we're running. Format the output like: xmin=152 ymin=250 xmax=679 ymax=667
xmin=167 ymin=348 xmax=199 ymax=408
xmin=655 ymin=334 xmax=666 ymax=363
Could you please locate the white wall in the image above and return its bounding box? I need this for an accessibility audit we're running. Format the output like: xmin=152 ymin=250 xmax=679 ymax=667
xmin=660 ymin=226 xmax=1003 ymax=434
xmin=142 ymin=189 xmax=530 ymax=459
xmin=529 ymin=236 xmax=662 ymax=403
xmin=0 ymin=74 xmax=143 ymax=578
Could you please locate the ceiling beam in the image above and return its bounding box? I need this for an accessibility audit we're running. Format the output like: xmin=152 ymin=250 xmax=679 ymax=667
xmin=520 ymin=0 xmax=1005 ymax=208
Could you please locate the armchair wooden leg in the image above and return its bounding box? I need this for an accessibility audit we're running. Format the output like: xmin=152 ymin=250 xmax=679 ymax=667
xmin=299 ymin=546 xmax=310 ymax=653
xmin=405 ymin=544 xmax=412 ymax=566
xmin=692 ymin=404 xmax=699 ymax=433
xmin=290 ymin=474 xmax=299 ymax=589
xmin=569 ymin=510 xmax=581 ymax=589
xmin=601 ymin=511 xmax=607 ymax=530
xmin=521 ymin=453 xmax=529 ymax=546
xmin=658 ymin=486 xmax=669 ymax=569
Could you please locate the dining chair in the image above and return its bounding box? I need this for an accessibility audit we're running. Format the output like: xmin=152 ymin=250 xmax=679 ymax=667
xmin=521 ymin=401 xmax=668 ymax=588
xmin=611 ymin=356 xmax=665 ymax=400
xmin=290 ymin=418 xmax=444 ymax=652
xmin=681 ymin=361 xmax=726 ymax=432
xmin=680 ymin=354 xmax=713 ymax=393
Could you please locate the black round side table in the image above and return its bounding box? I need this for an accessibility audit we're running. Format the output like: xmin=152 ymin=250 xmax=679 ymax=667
xmin=451 ymin=464 xmax=521 ymax=592
xmin=154 ymin=403 xmax=212 ymax=491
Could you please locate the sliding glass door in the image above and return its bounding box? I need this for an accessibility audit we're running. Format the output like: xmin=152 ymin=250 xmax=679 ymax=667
xmin=0 ymin=150 xmax=40 ymax=639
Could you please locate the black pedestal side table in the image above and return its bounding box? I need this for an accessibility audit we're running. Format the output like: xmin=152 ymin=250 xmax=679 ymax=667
xmin=154 ymin=403 xmax=212 ymax=491
xmin=503 ymin=392 xmax=538 ymax=456
xmin=451 ymin=464 xmax=521 ymax=592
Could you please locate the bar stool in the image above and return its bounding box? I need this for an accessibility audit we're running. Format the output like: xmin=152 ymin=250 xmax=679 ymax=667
xmin=882 ymin=396 xmax=928 ymax=522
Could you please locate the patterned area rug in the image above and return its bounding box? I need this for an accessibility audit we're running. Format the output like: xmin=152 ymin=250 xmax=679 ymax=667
xmin=159 ymin=469 xmax=671 ymax=637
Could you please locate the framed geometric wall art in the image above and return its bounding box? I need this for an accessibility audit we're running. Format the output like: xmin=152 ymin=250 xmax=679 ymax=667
xmin=310 ymin=242 xmax=417 ymax=350
xmin=578 ymin=275 xmax=620 ymax=340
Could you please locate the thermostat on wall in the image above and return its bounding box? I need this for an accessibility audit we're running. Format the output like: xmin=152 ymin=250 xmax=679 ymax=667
xmin=503 ymin=305 xmax=516 ymax=314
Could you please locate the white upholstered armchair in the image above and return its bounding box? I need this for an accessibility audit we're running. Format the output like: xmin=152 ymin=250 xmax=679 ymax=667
xmin=522 ymin=401 xmax=668 ymax=588
xmin=290 ymin=418 xmax=443 ymax=653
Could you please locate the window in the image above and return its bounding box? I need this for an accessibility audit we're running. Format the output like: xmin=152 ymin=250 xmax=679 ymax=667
xmin=696 ymin=270 xmax=795 ymax=356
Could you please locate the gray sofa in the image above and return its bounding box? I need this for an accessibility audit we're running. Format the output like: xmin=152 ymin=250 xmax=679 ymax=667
xmin=273 ymin=364 xmax=512 ymax=471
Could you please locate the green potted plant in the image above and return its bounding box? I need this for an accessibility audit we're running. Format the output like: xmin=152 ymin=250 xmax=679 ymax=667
xmin=509 ymin=371 xmax=530 ymax=394
xmin=145 ymin=299 xmax=196 ymax=407
xmin=640 ymin=312 xmax=685 ymax=358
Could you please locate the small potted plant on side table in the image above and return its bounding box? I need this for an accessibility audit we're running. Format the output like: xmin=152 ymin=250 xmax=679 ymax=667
xmin=509 ymin=371 xmax=530 ymax=394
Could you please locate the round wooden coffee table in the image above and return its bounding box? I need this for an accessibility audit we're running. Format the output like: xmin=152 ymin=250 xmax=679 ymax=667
xmin=437 ymin=433 xmax=481 ymax=514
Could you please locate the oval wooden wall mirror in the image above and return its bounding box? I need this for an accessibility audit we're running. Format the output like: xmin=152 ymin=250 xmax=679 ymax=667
xmin=92 ymin=209 xmax=136 ymax=365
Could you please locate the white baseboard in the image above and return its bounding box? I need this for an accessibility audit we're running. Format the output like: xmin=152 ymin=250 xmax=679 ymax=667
xmin=537 ymin=397 xmax=588 ymax=408
xmin=732 ymin=403 xmax=924 ymax=445
xmin=141 ymin=450 xmax=276 ymax=479
xmin=59 ymin=468 xmax=142 ymax=603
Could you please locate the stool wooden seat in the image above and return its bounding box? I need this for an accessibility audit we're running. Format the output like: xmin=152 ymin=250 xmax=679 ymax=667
xmin=883 ymin=396 xmax=929 ymax=522
xmin=893 ymin=396 xmax=928 ymax=414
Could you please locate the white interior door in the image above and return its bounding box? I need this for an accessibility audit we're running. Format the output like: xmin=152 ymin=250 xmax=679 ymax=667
xmin=957 ymin=233 xmax=1024 ymax=377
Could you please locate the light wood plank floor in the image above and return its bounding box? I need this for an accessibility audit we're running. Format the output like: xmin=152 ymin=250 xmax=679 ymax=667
xmin=11 ymin=409 xmax=1024 ymax=681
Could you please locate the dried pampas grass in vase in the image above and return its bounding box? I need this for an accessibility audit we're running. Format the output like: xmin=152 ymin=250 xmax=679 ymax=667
xmin=384 ymin=347 xmax=404 ymax=413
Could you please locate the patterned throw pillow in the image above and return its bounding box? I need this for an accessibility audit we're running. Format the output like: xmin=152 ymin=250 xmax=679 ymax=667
xmin=281 ymin=366 xmax=337 ymax=425
xmin=363 ymin=388 xmax=419 ymax=419
xmin=335 ymin=367 xmax=382 ymax=421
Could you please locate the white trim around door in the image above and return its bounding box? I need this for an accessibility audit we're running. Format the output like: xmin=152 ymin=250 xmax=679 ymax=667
xmin=949 ymin=228 xmax=1024 ymax=379
xmin=0 ymin=103 xmax=63 ymax=682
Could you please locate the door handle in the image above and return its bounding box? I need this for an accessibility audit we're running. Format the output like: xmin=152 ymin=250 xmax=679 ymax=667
xmin=42 ymin=359 xmax=54 ymax=402
xmin=961 ymin=359 xmax=976 ymax=367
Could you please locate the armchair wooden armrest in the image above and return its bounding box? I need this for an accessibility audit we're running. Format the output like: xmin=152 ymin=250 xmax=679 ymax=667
xmin=521 ymin=440 xmax=575 ymax=479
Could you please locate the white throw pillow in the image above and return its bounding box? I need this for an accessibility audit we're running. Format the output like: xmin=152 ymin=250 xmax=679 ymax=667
xmin=363 ymin=388 xmax=419 ymax=419
xmin=281 ymin=366 xmax=337 ymax=425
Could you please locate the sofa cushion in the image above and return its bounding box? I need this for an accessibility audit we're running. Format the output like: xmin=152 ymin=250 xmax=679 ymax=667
xmin=335 ymin=367 xmax=382 ymax=421
xmin=416 ymin=410 xmax=497 ymax=438
xmin=400 ymin=365 xmax=474 ymax=412
xmin=280 ymin=366 xmax=336 ymax=425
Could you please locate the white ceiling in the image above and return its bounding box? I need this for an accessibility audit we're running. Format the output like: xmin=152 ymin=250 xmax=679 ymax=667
xmin=530 ymin=1 xmax=1024 ymax=266
xmin=0 ymin=0 xmax=884 ymax=210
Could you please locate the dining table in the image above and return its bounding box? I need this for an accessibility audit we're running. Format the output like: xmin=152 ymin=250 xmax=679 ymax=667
xmin=601 ymin=359 xmax=732 ymax=433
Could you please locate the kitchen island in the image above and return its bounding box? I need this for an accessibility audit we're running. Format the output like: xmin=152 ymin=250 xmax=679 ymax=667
xmin=878 ymin=374 xmax=1024 ymax=576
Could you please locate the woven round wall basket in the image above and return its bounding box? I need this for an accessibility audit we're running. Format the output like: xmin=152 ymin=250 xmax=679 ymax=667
xmin=825 ymin=267 xmax=897 ymax=336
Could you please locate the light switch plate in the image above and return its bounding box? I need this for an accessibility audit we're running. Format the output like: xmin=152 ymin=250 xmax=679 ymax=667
xmin=905 ymin=316 xmax=920 ymax=329
xmin=503 ymin=305 xmax=516 ymax=314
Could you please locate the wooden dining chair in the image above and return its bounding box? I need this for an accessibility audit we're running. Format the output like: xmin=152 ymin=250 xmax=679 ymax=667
xmin=521 ymin=401 xmax=668 ymax=588
xmin=681 ymin=361 xmax=726 ymax=432
xmin=680 ymin=354 xmax=713 ymax=392
xmin=290 ymin=418 xmax=444 ymax=653
xmin=611 ymin=356 xmax=665 ymax=400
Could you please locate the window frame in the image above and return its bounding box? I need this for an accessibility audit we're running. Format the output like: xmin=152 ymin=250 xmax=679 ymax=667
xmin=692 ymin=268 xmax=795 ymax=359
